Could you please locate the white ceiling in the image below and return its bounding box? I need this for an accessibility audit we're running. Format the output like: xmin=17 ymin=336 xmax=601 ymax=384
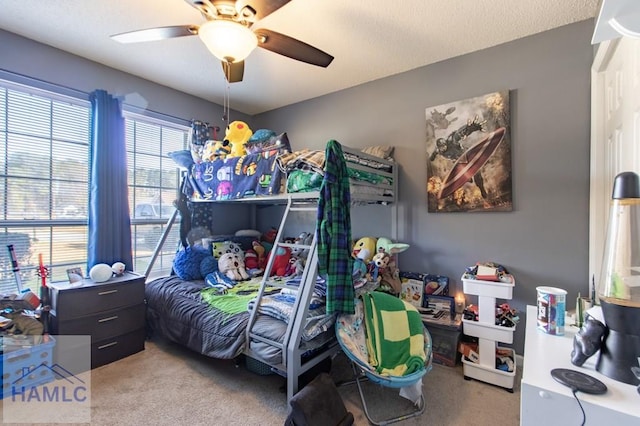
xmin=0 ymin=0 xmax=600 ymax=115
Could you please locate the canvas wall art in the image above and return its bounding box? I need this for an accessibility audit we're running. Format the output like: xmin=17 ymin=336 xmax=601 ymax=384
xmin=426 ymin=90 xmax=512 ymax=213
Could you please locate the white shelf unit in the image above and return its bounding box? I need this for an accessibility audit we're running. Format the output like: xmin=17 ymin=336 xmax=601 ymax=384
xmin=461 ymin=276 xmax=516 ymax=391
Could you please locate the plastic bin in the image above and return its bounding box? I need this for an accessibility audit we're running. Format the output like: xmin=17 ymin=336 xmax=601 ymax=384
xmin=462 ymin=319 xmax=515 ymax=344
xmin=422 ymin=321 xmax=461 ymax=367
xmin=461 ymin=276 xmax=514 ymax=299
xmin=1 ymin=336 xmax=56 ymax=399
xmin=461 ymin=346 xmax=516 ymax=391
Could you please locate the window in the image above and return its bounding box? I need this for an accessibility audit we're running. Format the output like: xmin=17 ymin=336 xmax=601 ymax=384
xmin=0 ymin=79 xmax=90 ymax=294
xmin=0 ymin=75 xmax=189 ymax=294
xmin=124 ymin=112 xmax=188 ymax=279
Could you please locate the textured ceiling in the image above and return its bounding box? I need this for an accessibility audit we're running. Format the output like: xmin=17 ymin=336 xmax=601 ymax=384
xmin=0 ymin=0 xmax=599 ymax=115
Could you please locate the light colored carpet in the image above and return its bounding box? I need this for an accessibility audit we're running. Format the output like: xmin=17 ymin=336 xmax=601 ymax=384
xmin=4 ymin=336 xmax=521 ymax=425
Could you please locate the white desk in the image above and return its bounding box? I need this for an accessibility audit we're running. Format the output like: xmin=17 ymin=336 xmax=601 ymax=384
xmin=520 ymin=305 xmax=639 ymax=425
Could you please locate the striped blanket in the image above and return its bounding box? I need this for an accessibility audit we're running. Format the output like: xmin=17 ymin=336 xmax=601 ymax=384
xmin=362 ymin=291 xmax=426 ymax=376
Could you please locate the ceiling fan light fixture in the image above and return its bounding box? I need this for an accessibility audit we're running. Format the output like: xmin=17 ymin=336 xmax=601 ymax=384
xmin=198 ymin=20 xmax=258 ymax=63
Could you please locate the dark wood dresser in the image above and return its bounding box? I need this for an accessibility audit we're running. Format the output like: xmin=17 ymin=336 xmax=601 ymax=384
xmin=49 ymin=271 xmax=146 ymax=369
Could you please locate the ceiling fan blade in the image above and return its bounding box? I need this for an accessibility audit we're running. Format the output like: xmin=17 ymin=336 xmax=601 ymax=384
xmin=222 ymin=60 xmax=245 ymax=83
xmin=236 ymin=0 xmax=291 ymax=21
xmin=255 ymin=29 xmax=333 ymax=67
xmin=111 ymin=25 xmax=199 ymax=43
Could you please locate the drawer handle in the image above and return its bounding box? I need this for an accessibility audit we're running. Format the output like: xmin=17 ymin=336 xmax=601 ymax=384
xmin=98 ymin=289 xmax=118 ymax=296
xmin=98 ymin=341 xmax=118 ymax=350
xmin=98 ymin=315 xmax=119 ymax=323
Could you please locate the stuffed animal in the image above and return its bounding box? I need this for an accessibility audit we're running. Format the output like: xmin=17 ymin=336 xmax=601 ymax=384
xmin=244 ymin=249 xmax=260 ymax=271
xmin=376 ymin=237 xmax=410 ymax=255
xmin=291 ymin=232 xmax=313 ymax=259
xmin=366 ymin=251 xmax=390 ymax=284
xmin=252 ymin=240 xmax=267 ymax=269
xmin=173 ymin=245 xmax=211 ymax=280
xmin=202 ymin=140 xmax=231 ymax=161
xmin=224 ymin=121 xmax=253 ymax=158
xmin=352 ymin=237 xmax=377 ymax=263
xmin=371 ymin=251 xmax=391 ymax=272
xmin=380 ymin=256 xmax=402 ymax=294
xmin=352 ymin=248 xmax=370 ymax=280
xmin=212 ymin=241 xmax=244 ymax=259
xmin=269 ymin=246 xmax=291 ymax=276
xmin=245 ymin=129 xmax=277 ymax=154
xmin=218 ymin=252 xmax=250 ymax=281
xmin=352 ymin=248 xmax=370 ymax=289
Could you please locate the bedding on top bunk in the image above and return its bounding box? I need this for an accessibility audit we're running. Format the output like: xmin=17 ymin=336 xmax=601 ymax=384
xmin=182 ymin=144 xmax=395 ymax=201
xmin=279 ymin=148 xmax=394 ymax=195
xmin=190 ymin=152 xmax=285 ymax=201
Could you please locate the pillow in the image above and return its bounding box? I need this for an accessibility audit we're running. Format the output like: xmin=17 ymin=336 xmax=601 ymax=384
xmin=235 ymin=229 xmax=262 ymax=239
xmin=361 ymin=145 xmax=394 ymax=160
xmin=212 ymin=240 xmax=244 ymax=259
xmin=173 ymin=245 xmax=211 ymax=280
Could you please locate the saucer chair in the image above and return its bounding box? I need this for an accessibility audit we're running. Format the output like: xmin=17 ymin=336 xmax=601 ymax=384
xmin=336 ymin=293 xmax=433 ymax=425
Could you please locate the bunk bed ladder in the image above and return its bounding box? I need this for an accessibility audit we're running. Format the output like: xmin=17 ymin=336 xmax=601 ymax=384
xmin=245 ymin=197 xmax=332 ymax=403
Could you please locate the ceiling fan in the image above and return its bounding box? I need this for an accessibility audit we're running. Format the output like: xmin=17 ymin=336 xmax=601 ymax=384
xmin=111 ymin=0 xmax=334 ymax=83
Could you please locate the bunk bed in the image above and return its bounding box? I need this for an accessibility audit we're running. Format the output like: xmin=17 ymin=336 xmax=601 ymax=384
xmin=144 ymin=141 xmax=398 ymax=403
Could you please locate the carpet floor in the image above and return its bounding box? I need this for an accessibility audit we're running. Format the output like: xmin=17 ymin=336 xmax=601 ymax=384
xmin=2 ymin=335 xmax=521 ymax=425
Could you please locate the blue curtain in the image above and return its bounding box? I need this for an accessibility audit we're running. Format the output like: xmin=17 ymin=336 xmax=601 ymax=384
xmin=87 ymin=90 xmax=133 ymax=271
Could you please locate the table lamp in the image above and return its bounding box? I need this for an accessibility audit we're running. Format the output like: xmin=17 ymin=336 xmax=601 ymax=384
xmin=596 ymin=171 xmax=640 ymax=385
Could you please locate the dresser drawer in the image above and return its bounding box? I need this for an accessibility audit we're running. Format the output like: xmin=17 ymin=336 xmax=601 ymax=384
xmin=52 ymin=303 xmax=145 ymax=341
xmin=51 ymin=274 xmax=145 ymax=319
xmin=91 ymin=328 xmax=145 ymax=369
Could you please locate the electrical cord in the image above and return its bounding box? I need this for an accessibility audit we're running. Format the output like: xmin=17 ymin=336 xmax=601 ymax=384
xmin=571 ymin=388 xmax=586 ymax=426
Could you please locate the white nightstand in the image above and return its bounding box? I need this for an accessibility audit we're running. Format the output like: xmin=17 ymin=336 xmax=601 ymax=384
xmin=520 ymin=305 xmax=639 ymax=425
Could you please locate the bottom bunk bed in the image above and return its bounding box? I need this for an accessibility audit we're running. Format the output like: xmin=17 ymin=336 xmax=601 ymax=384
xmin=145 ymin=274 xmax=336 ymax=364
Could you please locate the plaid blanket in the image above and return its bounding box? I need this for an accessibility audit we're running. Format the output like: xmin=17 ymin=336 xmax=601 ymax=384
xmin=362 ymin=291 xmax=426 ymax=376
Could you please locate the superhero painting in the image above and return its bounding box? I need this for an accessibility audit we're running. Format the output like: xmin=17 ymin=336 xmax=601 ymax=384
xmin=426 ymin=90 xmax=512 ymax=213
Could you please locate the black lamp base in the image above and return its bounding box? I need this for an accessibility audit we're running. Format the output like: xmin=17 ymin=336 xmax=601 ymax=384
xmin=596 ymin=301 xmax=640 ymax=386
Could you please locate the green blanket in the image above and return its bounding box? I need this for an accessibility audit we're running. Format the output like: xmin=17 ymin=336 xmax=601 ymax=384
xmin=201 ymin=279 xmax=276 ymax=317
xmin=362 ymin=291 xmax=426 ymax=376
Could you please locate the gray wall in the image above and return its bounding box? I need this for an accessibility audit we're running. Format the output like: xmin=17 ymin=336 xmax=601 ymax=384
xmin=254 ymin=20 xmax=594 ymax=353
xmin=0 ymin=20 xmax=594 ymax=354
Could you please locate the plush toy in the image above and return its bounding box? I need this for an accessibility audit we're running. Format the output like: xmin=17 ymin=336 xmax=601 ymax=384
xmin=352 ymin=249 xmax=370 ymax=280
xmin=260 ymin=227 xmax=277 ymax=253
xmin=376 ymin=237 xmax=410 ymax=255
xmin=245 ymin=129 xmax=277 ymax=154
xmin=173 ymin=245 xmax=211 ymax=280
xmin=111 ymin=262 xmax=126 ymax=276
xmin=200 ymin=255 xmax=218 ymax=277
xmin=262 ymin=227 xmax=278 ymax=244
xmin=218 ymin=252 xmax=250 ymax=281
xmin=380 ymin=255 xmax=402 ymax=294
xmin=352 ymin=237 xmax=377 ymax=263
xmin=371 ymin=251 xmax=391 ymax=273
xmin=212 ymin=241 xmax=244 ymax=259
xmin=224 ymin=121 xmax=253 ymax=158
xmin=244 ymin=249 xmax=259 ymax=271
xmin=291 ymin=232 xmax=313 ymax=259
xmin=269 ymin=246 xmax=291 ymax=276
xmin=202 ymin=140 xmax=231 ymax=161
xmin=252 ymin=240 xmax=267 ymax=269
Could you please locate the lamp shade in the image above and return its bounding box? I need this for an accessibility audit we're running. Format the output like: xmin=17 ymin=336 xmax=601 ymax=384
xmin=198 ymin=20 xmax=258 ymax=63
